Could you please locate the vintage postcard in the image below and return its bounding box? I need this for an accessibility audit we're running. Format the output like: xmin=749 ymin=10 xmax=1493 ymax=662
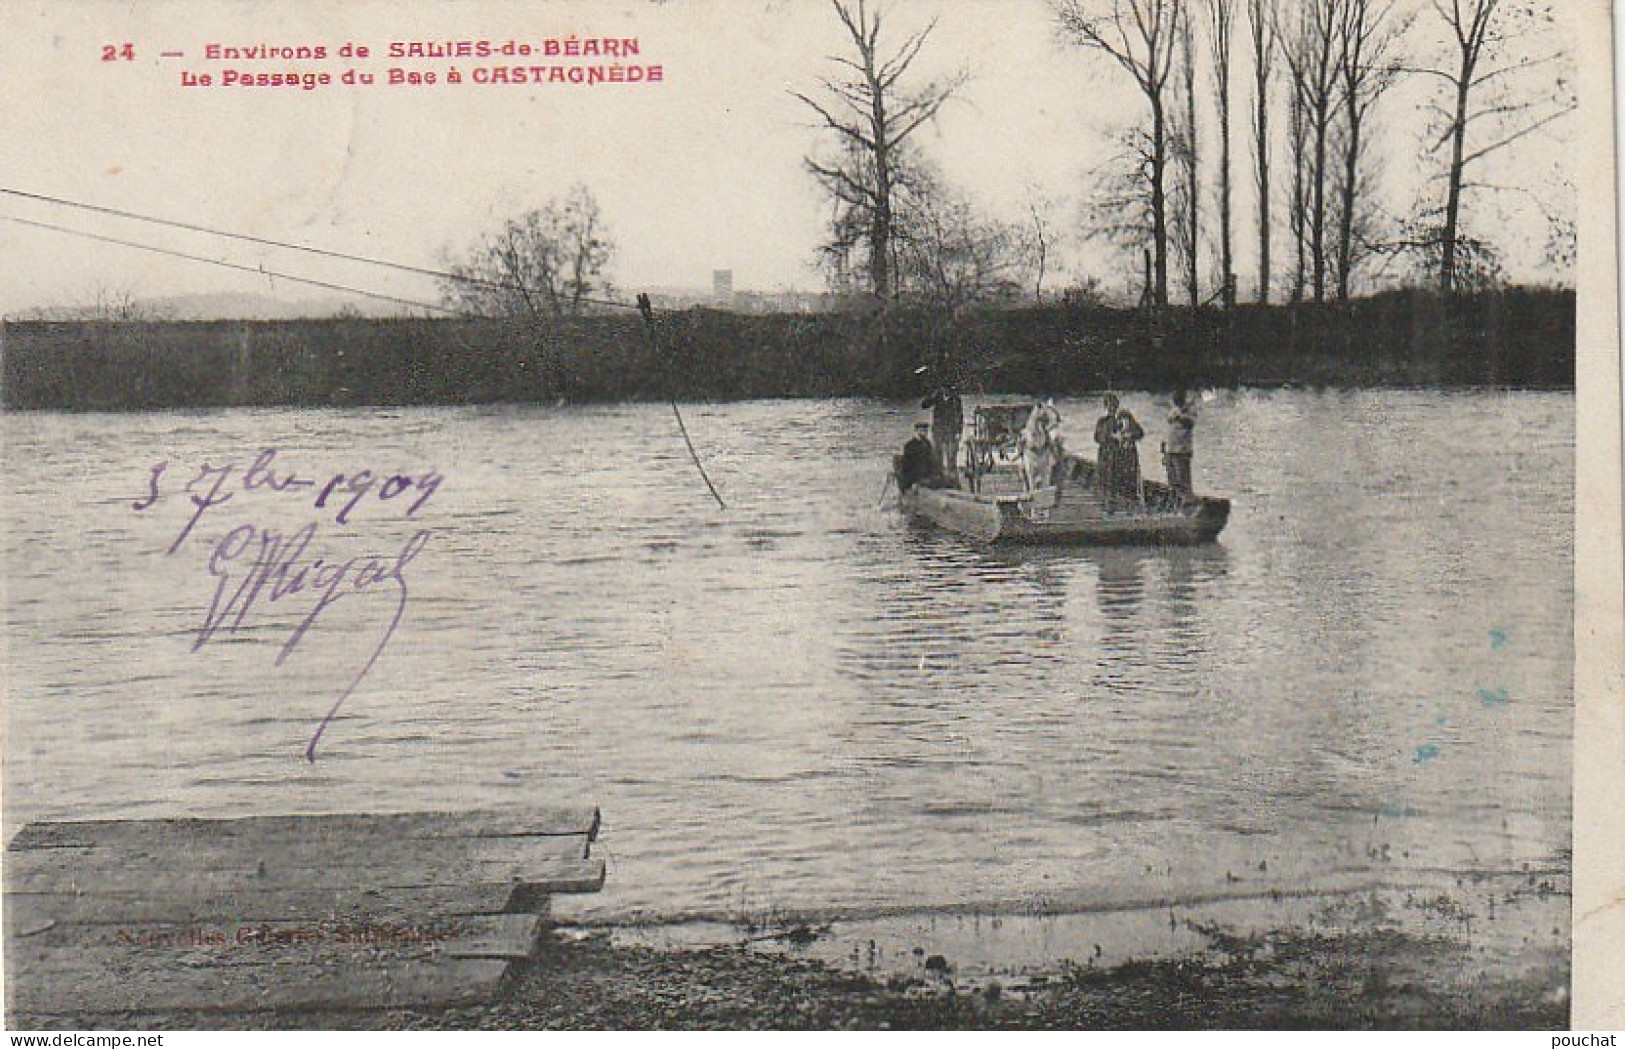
xmin=0 ymin=0 xmax=1617 ymax=1032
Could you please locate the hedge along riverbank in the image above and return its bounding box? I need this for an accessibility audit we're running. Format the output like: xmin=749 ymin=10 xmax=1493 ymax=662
xmin=0 ymin=287 xmax=1573 ymax=411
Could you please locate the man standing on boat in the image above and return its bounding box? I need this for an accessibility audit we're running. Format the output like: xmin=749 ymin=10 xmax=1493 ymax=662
xmin=1163 ymin=389 xmax=1196 ymax=496
xmin=921 ymin=376 xmax=963 ymax=482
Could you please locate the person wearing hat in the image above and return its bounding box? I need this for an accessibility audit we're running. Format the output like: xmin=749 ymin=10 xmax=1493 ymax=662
xmin=898 ymin=421 xmax=939 ymax=491
xmin=921 ymin=382 xmax=963 ymax=480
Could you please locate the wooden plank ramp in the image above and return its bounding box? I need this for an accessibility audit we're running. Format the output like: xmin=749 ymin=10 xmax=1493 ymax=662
xmin=3 ymin=807 xmax=604 ymax=1021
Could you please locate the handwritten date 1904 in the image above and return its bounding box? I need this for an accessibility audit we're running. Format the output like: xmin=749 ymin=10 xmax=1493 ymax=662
xmin=134 ymin=448 xmax=443 ymax=554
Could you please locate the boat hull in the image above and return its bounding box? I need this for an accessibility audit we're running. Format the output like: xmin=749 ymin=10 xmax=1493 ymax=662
xmin=897 ymin=457 xmax=1229 ymax=547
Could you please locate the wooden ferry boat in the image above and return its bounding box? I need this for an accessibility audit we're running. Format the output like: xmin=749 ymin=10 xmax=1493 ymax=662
xmin=895 ymin=403 xmax=1230 ymax=546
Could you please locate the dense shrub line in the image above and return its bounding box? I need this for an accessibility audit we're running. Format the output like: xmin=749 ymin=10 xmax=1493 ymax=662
xmin=0 ymin=287 xmax=1573 ymax=410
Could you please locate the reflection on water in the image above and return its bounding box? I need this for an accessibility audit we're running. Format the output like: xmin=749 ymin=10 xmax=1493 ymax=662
xmin=1 ymin=390 xmax=1572 ymax=924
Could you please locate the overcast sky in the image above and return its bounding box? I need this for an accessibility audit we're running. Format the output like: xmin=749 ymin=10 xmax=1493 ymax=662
xmin=0 ymin=0 xmax=1580 ymax=314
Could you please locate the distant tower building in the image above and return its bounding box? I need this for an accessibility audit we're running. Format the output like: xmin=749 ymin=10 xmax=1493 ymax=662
xmin=712 ymin=269 xmax=734 ymax=304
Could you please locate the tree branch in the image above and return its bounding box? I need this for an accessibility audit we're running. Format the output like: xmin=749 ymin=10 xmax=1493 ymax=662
xmin=1459 ymin=101 xmax=1575 ymax=168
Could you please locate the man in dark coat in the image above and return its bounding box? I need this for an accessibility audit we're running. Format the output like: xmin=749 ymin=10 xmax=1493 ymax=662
xmin=898 ymin=422 xmax=939 ymax=491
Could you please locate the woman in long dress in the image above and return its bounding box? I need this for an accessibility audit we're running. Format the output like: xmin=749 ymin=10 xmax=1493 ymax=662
xmin=1093 ymin=394 xmax=1144 ymax=506
xmin=1094 ymin=394 xmax=1122 ymax=497
xmin=1114 ymin=405 xmax=1144 ymax=502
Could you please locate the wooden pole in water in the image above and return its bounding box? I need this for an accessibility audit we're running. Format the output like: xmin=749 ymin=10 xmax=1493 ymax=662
xmin=639 ymin=293 xmax=727 ymax=511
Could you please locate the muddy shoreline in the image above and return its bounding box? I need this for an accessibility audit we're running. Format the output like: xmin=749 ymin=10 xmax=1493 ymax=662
xmin=11 ymin=871 xmax=1568 ymax=1031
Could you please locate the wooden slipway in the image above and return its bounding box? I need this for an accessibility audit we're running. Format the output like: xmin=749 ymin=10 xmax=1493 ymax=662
xmin=2 ymin=807 xmax=604 ymax=1021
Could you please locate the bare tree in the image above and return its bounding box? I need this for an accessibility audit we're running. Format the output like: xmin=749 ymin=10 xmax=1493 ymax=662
xmin=441 ymin=186 xmax=614 ymax=318
xmin=1393 ymin=213 xmax=1504 ymax=290
xmin=1056 ymin=0 xmax=1184 ymax=310
xmin=1172 ymin=8 xmax=1201 ymax=307
xmin=1209 ymin=0 xmax=1236 ymax=305
xmin=1083 ymin=128 xmax=1159 ymax=295
xmin=1327 ymin=128 xmax=1387 ymax=295
xmin=1331 ymin=0 xmax=1408 ymax=301
xmin=1415 ymin=0 xmax=1574 ymax=293
xmin=1276 ymin=0 xmax=1343 ymax=302
xmin=1247 ymin=0 xmax=1276 ymax=302
xmin=559 ymin=188 xmax=613 ymax=315
xmin=895 ymin=180 xmax=1032 ymax=309
xmin=1286 ymin=58 xmax=1310 ymax=301
xmin=91 ymin=285 xmax=171 ymax=321
xmin=794 ymin=0 xmax=966 ymax=300
xmin=20 ymin=284 xmax=178 ymax=321
xmin=1022 ymin=189 xmax=1056 ymax=303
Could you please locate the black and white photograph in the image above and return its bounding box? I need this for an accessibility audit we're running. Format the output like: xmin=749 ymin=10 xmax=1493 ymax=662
xmin=0 ymin=0 xmax=1617 ymax=1033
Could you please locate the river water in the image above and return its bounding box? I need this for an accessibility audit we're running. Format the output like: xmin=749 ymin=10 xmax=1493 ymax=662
xmin=1 ymin=390 xmax=1572 ymax=927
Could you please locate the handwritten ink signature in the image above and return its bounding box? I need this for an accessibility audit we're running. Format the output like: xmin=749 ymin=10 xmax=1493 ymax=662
xmin=201 ymin=522 xmax=434 ymax=761
xmin=134 ymin=448 xmax=444 ymax=761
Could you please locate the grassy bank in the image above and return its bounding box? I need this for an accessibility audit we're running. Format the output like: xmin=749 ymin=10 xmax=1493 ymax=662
xmin=0 ymin=287 xmax=1573 ymax=410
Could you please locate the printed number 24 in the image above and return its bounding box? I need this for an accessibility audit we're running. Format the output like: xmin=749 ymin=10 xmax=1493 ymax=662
xmin=102 ymin=43 xmax=135 ymax=61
